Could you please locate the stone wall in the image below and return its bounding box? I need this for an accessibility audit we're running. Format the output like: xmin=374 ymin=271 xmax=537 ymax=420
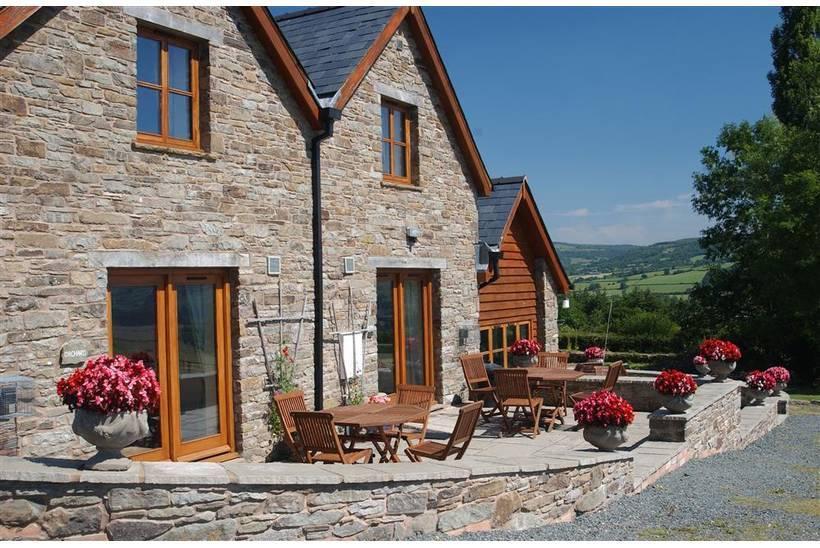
xmin=319 ymin=22 xmax=481 ymax=404
xmin=0 ymin=457 xmax=633 ymax=540
xmin=566 ymin=373 xmax=667 ymax=412
xmin=0 ymin=6 xmax=315 ymax=461
xmin=534 ymin=258 xmax=559 ymax=352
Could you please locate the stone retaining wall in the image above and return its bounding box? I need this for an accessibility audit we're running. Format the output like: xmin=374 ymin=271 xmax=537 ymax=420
xmin=0 ymin=458 xmax=633 ymax=540
xmin=566 ymin=373 xmax=666 ymax=412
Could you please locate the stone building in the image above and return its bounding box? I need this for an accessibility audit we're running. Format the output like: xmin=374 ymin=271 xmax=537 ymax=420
xmin=0 ymin=6 xmax=569 ymax=462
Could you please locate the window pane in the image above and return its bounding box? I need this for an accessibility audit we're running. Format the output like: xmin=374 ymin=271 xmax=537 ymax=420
xmin=168 ymin=44 xmax=191 ymax=91
xmin=393 ymin=144 xmax=406 ymax=177
xmin=137 ymin=36 xmax=161 ymax=84
xmin=137 ymin=86 xmax=161 ymax=134
xmin=403 ymin=279 xmax=425 ymax=386
xmin=110 ymin=285 xmax=161 ymax=450
xmin=377 ymin=277 xmax=396 ymax=393
xmin=492 ymin=327 xmax=503 ymax=350
xmin=506 ymin=324 xmax=516 ymax=348
xmin=381 ymin=105 xmax=390 ymax=139
xmin=519 ymin=323 xmax=529 ymax=340
xmin=392 ymin=109 xmax=405 ymax=142
xmin=381 ymin=141 xmax=391 ymax=174
xmin=491 ymin=350 xmax=504 ymax=365
xmin=176 ymin=283 xmax=220 ymax=442
xmin=480 ymin=329 xmax=489 ymax=353
xmin=169 ymin=93 xmax=192 ymax=140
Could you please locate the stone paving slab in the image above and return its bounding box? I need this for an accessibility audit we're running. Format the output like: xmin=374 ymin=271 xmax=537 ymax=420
xmin=223 ymin=462 xmax=343 ymax=485
xmin=143 ymin=461 xmax=230 ymax=485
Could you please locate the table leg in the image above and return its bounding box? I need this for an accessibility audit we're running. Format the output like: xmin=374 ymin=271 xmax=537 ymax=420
xmin=376 ymin=426 xmax=400 ymax=463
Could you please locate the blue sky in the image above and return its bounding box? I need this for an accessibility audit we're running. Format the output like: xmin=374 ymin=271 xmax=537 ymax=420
xmin=270 ymin=6 xmax=780 ymax=245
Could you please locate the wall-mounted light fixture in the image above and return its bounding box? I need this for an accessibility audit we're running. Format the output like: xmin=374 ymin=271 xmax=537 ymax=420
xmin=406 ymin=226 xmax=421 ymax=250
xmin=562 ymin=297 xmax=570 ymax=309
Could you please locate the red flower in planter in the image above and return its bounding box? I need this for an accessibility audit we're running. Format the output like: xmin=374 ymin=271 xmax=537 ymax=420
xmin=56 ymin=354 xmax=160 ymax=414
xmin=745 ymin=370 xmax=776 ymax=392
xmin=764 ymin=366 xmax=790 ymax=384
xmin=654 ymin=369 xmax=697 ymax=397
xmin=573 ymin=390 xmax=634 ymax=428
xmin=509 ymin=339 xmax=541 ymax=357
xmin=698 ymin=339 xmax=742 ymax=362
xmin=584 ymin=346 xmax=605 ymax=360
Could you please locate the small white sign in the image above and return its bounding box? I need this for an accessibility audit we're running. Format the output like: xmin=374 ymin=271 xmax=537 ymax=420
xmin=340 ymin=332 xmax=364 ymax=380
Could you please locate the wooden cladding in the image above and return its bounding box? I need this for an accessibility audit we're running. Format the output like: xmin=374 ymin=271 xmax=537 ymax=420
xmin=478 ymin=212 xmax=538 ymax=329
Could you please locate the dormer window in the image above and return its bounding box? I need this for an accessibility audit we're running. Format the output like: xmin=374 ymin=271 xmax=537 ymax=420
xmin=381 ymin=101 xmax=412 ymax=184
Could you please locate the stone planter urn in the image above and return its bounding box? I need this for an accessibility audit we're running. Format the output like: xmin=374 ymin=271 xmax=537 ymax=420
xmin=746 ymin=388 xmax=771 ymax=406
xmin=663 ymin=393 xmax=694 ymax=414
xmin=772 ymin=382 xmax=787 ymax=396
xmin=582 ymin=425 xmax=628 ymax=451
xmin=708 ymin=360 xmax=735 ymax=382
xmin=694 ymin=361 xmax=711 ymax=376
xmin=72 ymin=409 xmax=149 ymax=471
xmin=509 ymin=354 xmax=537 ymax=367
xmin=589 ymin=358 xmax=605 ymax=364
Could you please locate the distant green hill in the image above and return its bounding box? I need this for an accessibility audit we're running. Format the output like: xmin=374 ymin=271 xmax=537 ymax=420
xmin=555 ymin=238 xmax=720 ymax=297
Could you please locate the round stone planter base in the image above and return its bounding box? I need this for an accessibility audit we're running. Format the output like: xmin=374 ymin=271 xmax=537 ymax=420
xmin=708 ymin=361 xmax=736 ymax=382
xmin=747 ymin=389 xmax=771 ymax=406
xmin=84 ymin=449 xmax=134 ymax=471
xmin=582 ymin=425 xmax=628 ymax=452
xmin=509 ymin=356 xmax=537 ymax=368
xmin=771 ymin=383 xmax=787 ymax=396
xmin=663 ymin=394 xmax=694 ymax=414
xmin=694 ymin=363 xmax=711 ymax=376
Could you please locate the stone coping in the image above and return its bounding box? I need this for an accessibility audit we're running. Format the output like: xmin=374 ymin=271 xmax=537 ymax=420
xmin=0 ymin=453 xmax=632 ymax=488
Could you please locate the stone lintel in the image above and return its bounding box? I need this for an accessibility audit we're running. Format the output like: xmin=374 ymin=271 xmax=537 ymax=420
xmin=374 ymin=82 xmax=423 ymax=107
xmin=88 ymin=251 xmax=250 ymax=269
xmin=367 ymin=256 xmax=446 ymax=270
xmin=123 ymin=7 xmax=224 ymax=44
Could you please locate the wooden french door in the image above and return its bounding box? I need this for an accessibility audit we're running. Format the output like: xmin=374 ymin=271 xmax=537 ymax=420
xmin=107 ymin=269 xmax=235 ymax=462
xmin=376 ymin=271 xmax=434 ymax=394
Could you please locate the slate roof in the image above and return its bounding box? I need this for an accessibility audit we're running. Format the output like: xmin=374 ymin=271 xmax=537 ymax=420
xmin=477 ymin=176 xmax=525 ymax=246
xmin=272 ymin=6 xmax=397 ymax=99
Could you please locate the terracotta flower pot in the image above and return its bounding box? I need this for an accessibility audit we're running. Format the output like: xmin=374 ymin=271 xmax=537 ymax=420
xmin=708 ymin=360 xmax=736 ymax=382
xmin=509 ymin=354 xmax=537 ymax=367
xmin=663 ymin=393 xmax=694 ymax=414
xmin=72 ymin=409 xmax=149 ymax=470
xmin=582 ymin=425 xmax=628 ymax=451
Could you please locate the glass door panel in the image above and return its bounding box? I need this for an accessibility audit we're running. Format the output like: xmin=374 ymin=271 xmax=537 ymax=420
xmin=376 ymin=277 xmax=397 ymax=393
xmin=175 ymin=283 xmax=220 ymax=442
xmin=109 ymin=283 xmax=163 ymax=452
xmin=403 ymin=278 xmax=425 ymax=386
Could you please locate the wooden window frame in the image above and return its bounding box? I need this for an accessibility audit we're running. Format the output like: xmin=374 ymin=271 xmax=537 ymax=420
xmin=381 ymin=100 xmax=413 ymax=185
xmin=107 ymin=268 xmax=235 ymax=462
xmin=136 ymin=26 xmax=201 ymax=151
xmin=479 ymin=321 xmax=532 ymax=367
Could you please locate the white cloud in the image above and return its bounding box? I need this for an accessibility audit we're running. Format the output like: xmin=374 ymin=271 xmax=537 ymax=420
xmin=554 ymin=223 xmax=650 ymax=245
xmin=560 ymin=208 xmax=591 ymax=217
xmin=614 ymin=199 xmax=676 ymax=213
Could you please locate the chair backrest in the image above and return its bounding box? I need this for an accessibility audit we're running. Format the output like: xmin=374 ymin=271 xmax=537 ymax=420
xmin=445 ymin=401 xmax=482 ymax=451
xmin=291 ymin=411 xmax=344 ymax=460
xmin=273 ymin=390 xmax=307 ymax=441
xmin=396 ymin=384 xmax=435 ymax=409
xmin=602 ymin=361 xmax=624 ymax=391
xmin=493 ymin=368 xmax=532 ymax=401
xmin=537 ymin=352 xmax=569 ymax=369
xmin=460 ymin=353 xmax=490 ymax=389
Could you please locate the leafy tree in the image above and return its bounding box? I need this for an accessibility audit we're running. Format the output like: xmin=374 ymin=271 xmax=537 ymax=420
xmin=689 ymin=7 xmax=820 ymax=382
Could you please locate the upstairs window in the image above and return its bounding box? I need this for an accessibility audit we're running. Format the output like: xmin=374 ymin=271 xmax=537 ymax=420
xmin=381 ymin=101 xmax=412 ymax=184
xmin=137 ymin=27 xmax=200 ymax=150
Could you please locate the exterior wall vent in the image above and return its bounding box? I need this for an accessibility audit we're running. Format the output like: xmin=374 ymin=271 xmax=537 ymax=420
xmin=343 ymin=257 xmax=355 ymax=275
xmin=0 ymin=376 xmax=34 ymax=420
xmin=267 ymin=256 xmax=281 ymax=276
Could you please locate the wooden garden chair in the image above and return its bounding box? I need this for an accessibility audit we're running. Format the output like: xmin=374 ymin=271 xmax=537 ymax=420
xmin=272 ymin=390 xmax=307 ymax=462
xmin=494 ymin=369 xmax=559 ymax=436
xmin=569 ymin=361 xmax=625 ymax=405
xmin=291 ymin=411 xmax=372 ymax=464
xmin=533 ymin=351 xmax=569 ymax=406
xmin=460 ymin=353 xmax=501 ymax=422
xmin=384 ymin=384 xmax=435 ymax=449
xmin=404 ymin=401 xmax=482 ymax=462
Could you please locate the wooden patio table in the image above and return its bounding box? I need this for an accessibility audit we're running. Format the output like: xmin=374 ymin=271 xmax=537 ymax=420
xmin=521 ymin=368 xmax=586 ymax=421
xmin=326 ymin=403 xmax=429 ymax=463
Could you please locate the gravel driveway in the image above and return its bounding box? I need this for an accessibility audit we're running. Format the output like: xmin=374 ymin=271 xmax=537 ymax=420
xmin=423 ymin=404 xmax=819 ymax=541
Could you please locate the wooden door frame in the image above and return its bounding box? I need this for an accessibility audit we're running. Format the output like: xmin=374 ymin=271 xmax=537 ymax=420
xmin=107 ymin=268 xmax=235 ymax=462
xmin=378 ymin=270 xmax=434 ymax=387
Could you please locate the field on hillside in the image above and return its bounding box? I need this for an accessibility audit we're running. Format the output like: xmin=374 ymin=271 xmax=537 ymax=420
xmin=556 ymin=238 xmax=723 ymax=298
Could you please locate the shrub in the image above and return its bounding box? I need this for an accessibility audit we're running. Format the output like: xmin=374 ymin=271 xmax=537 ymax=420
xmin=56 ymin=354 xmax=160 ymax=414
xmin=654 ymin=369 xmax=697 ymax=396
xmin=573 ymin=390 xmax=635 ymax=428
